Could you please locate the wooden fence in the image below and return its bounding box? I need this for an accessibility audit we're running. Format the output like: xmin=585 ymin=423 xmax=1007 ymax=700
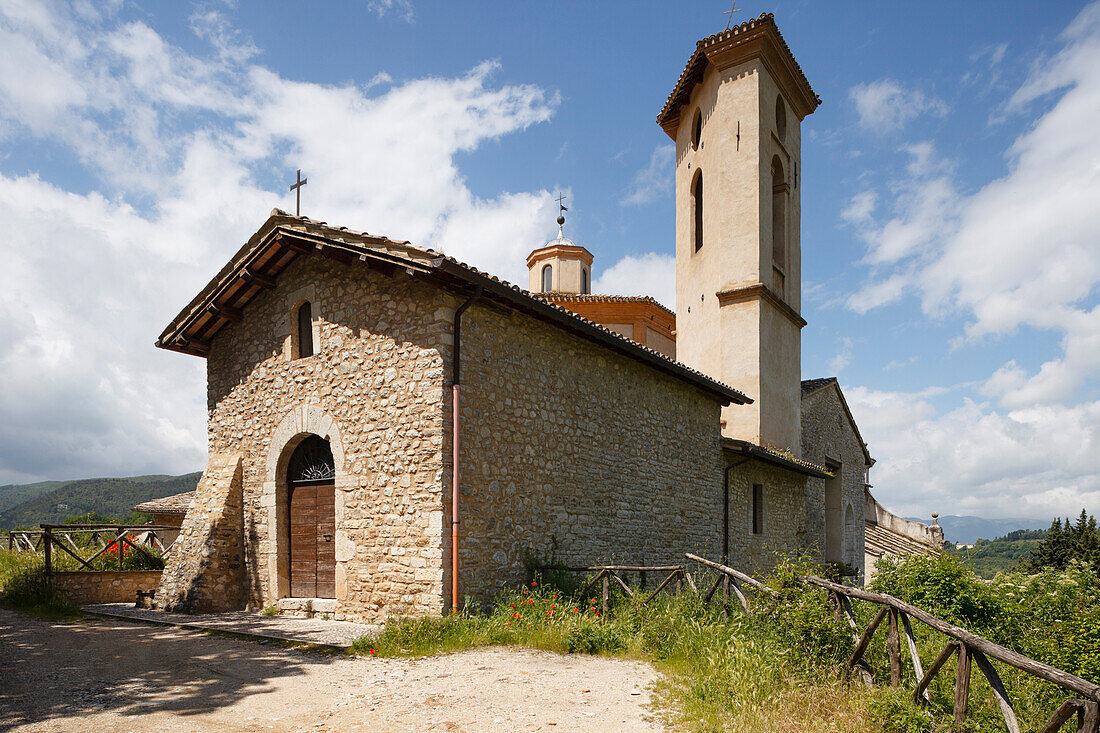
xmin=534 ymin=564 xmax=694 ymax=616
xmin=680 ymin=553 xmax=1099 ymax=733
xmin=37 ymin=524 xmax=176 ymax=574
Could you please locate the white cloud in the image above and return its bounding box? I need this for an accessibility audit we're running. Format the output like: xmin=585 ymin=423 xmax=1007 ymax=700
xmin=621 ymin=144 xmax=674 ymax=206
xmin=367 ymin=0 xmax=414 ymax=22
xmin=0 ymin=3 xmax=556 ymax=483
xmin=843 ymin=4 xmax=1100 ymax=517
xmin=841 ymin=190 xmax=876 ymax=225
xmin=849 ymin=78 xmax=948 ymax=132
xmin=593 ymin=253 xmax=676 ymax=309
xmin=848 ymin=387 xmax=1100 ymax=520
xmin=829 ymin=337 xmax=854 ymax=374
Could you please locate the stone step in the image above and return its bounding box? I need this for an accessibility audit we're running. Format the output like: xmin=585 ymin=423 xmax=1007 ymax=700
xmin=277 ymin=597 xmax=338 ymax=618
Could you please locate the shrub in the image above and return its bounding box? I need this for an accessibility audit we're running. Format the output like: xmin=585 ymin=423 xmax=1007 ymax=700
xmin=869 ymin=553 xmax=1010 ymax=637
xmin=0 ymin=552 xmax=78 ymax=619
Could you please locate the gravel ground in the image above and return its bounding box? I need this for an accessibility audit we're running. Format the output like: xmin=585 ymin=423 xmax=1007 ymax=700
xmin=0 ymin=608 xmax=662 ymax=732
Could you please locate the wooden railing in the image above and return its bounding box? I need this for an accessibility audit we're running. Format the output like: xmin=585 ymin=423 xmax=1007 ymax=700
xmin=682 ymin=553 xmax=1099 ymax=733
xmin=534 ymin=564 xmax=692 ymax=616
xmin=39 ymin=524 xmax=176 ymax=574
xmin=6 ymin=530 xmax=45 ymax=551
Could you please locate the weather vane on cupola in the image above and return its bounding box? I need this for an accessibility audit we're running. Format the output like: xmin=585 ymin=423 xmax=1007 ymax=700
xmin=556 ymin=192 xmax=568 ymax=236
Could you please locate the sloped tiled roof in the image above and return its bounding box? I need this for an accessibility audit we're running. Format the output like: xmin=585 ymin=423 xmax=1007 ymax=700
xmin=801 ymin=376 xmax=837 ymax=396
xmin=657 ymin=13 xmax=821 ymax=131
xmin=157 ymin=211 xmax=750 ymax=406
xmin=722 ymin=437 xmax=831 ymax=478
xmin=134 ymin=491 xmax=195 ymax=515
xmin=536 ymin=292 xmax=676 ymax=319
xmin=865 ymin=521 xmax=941 ymax=559
xmin=801 ymin=377 xmax=874 ymax=467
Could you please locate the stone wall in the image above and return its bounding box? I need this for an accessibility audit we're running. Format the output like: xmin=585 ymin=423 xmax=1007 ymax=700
xmin=155 ymin=453 xmax=245 ymax=612
xmin=452 ymin=301 xmax=731 ymax=602
xmin=204 ymin=254 xmax=449 ymax=621
xmin=53 ymin=571 xmax=163 ymax=605
xmin=800 ymin=383 xmax=869 ymax=576
xmin=721 ymin=455 xmax=809 ymax=575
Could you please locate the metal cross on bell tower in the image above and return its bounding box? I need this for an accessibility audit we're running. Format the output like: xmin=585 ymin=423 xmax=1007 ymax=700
xmin=289 ymin=169 xmax=308 ymax=215
xmin=723 ymin=1 xmax=741 ymax=30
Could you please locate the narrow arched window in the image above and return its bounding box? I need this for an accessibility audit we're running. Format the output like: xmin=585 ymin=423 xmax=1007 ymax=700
xmin=775 ymin=95 xmax=787 ymax=140
xmin=581 ymin=268 xmax=589 ymax=294
xmin=541 ymin=264 xmax=553 ymax=292
xmin=297 ymin=301 xmax=314 ymax=358
xmin=691 ymin=108 xmax=702 ymax=150
xmin=692 ymin=170 xmax=703 ymax=253
xmin=771 ymin=157 xmax=786 ymax=270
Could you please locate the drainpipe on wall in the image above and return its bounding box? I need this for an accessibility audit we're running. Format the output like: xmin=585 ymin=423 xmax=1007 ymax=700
xmin=451 ymin=286 xmax=482 ymax=613
xmin=723 ymin=459 xmax=750 ymax=565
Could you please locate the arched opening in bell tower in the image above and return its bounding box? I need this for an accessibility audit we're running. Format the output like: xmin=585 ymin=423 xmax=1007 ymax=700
xmin=770 ymin=156 xmax=787 ymax=295
xmin=691 ymin=169 xmax=703 ymax=253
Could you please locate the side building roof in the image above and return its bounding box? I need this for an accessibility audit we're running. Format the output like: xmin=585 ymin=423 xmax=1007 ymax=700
xmin=157 ymin=210 xmax=751 ymax=407
xmin=801 ymin=377 xmax=874 ymax=467
xmin=134 ymin=491 xmax=195 ymax=515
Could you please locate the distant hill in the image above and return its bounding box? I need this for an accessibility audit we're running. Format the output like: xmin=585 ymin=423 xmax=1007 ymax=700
xmin=945 ymin=529 xmax=1047 ymax=579
xmin=0 ymin=473 xmax=202 ymax=529
xmin=905 ymin=515 xmax=1051 ymax=544
xmin=0 ymin=480 xmax=67 ymax=514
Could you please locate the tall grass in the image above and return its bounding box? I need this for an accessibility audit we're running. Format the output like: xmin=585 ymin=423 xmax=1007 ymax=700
xmin=352 ymin=556 xmax=1098 ymax=732
xmin=0 ymin=548 xmax=79 ymax=618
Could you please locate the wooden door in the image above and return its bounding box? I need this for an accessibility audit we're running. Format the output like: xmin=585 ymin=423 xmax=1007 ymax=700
xmin=289 ymin=482 xmax=335 ymax=598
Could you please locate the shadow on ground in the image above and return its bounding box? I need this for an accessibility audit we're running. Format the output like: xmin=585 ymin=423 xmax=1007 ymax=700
xmin=0 ymin=607 xmax=334 ymax=729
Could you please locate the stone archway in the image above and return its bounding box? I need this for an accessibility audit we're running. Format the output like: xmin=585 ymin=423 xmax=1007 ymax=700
xmin=263 ymin=404 xmax=348 ymax=602
xmin=286 ymin=435 xmax=336 ymax=598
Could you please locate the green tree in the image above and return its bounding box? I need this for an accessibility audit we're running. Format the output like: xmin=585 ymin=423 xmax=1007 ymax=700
xmin=1023 ymin=510 xmax=1100 ymax=573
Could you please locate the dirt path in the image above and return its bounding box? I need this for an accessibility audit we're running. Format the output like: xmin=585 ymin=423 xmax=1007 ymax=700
xmin=0 ymin=609 xmax=662 ymax=732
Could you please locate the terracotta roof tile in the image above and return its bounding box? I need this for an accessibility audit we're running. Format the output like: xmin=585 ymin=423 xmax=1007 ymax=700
xmin=865 ymin=521 xmax=941 ymax=559
xmin=158 ymin=211 xmax=750 ymax=406
xmin=535 ymin=292 xmax=676 ymax=319
xmin=134 ymin=491 xmax=195 ymax=515
xmin=657 ymin=13 xmax=821 ymax=129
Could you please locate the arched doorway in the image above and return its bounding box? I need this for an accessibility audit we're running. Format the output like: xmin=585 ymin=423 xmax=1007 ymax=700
xmin=286 ymin=435 xmax=336 ymax=598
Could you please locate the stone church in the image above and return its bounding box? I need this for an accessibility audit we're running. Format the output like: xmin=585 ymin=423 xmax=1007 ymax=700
xmin=150 ymin=14 xmax=933 ymax=621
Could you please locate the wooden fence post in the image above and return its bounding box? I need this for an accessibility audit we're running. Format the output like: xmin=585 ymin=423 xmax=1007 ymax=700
xmin=601 ymin=572 xmax=609 ymax=617
xmin=888 ymin=608 xmax=902 ymax=686
xmin=971 ymin=647 xmax=1021 ymax=733
xmin=955 ymin=642 xmax=972 ymax=724
xmin=43 ymin=527 xmax=52 ymax=576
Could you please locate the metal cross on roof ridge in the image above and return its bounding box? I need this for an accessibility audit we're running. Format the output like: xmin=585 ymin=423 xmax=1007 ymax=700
xmin=724 ymin=1 xmax=741 ymax=30
xmin=290 ymin=169 xmax=308 ymax=215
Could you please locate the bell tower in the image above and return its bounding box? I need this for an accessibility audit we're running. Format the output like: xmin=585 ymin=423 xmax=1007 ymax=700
xmin=659 ymin=14 xmax=820 ymax=455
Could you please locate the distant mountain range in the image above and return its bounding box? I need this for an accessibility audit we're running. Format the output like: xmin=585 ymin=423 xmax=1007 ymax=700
xmin=0 ymin=473 xmax=201 ymax=529
xmin=906 ymin=515 xmax=1053 ymax=544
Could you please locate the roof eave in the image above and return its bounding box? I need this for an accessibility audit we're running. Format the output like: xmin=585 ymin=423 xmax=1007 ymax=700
xmin=430 ymin=257 xmax=750 ymax=406
xmin=722 ymin=437 xmax=831 ymax=478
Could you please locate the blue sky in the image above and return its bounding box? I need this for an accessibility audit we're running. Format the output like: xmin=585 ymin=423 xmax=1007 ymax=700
xmin=0 ymin=1 xmax=1096 ymax=521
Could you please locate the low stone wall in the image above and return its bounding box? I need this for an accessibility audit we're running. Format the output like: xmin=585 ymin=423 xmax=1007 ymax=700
xmin=51 ymin=571 xmax=164 ymax=605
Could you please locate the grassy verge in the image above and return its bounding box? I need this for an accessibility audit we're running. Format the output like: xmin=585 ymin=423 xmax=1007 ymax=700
xmin=348 ymin=557 xmax=1096 ymax=732
xmin=0 ymin=548 xmax=79 ymax=619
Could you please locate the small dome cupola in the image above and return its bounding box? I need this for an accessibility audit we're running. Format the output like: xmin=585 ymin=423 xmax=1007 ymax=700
xmin=526 ymin=195 xmax=594 ymax=294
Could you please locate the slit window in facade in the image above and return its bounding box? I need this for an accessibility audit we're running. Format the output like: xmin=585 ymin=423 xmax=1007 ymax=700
xmin=297 ymin=301 xmax=314 ymax=358
xmin=541 ymin=264 xmax=553 ymax=292
xmin=581 ymin=268 xmax=589 ymax=294
xmin=691 ymin=108 xmax=702 ymax=150
xmin=692 ymin=170 xmax=703 ymax=253
xmin=752 ymin=484 xmax=763 ymax=535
